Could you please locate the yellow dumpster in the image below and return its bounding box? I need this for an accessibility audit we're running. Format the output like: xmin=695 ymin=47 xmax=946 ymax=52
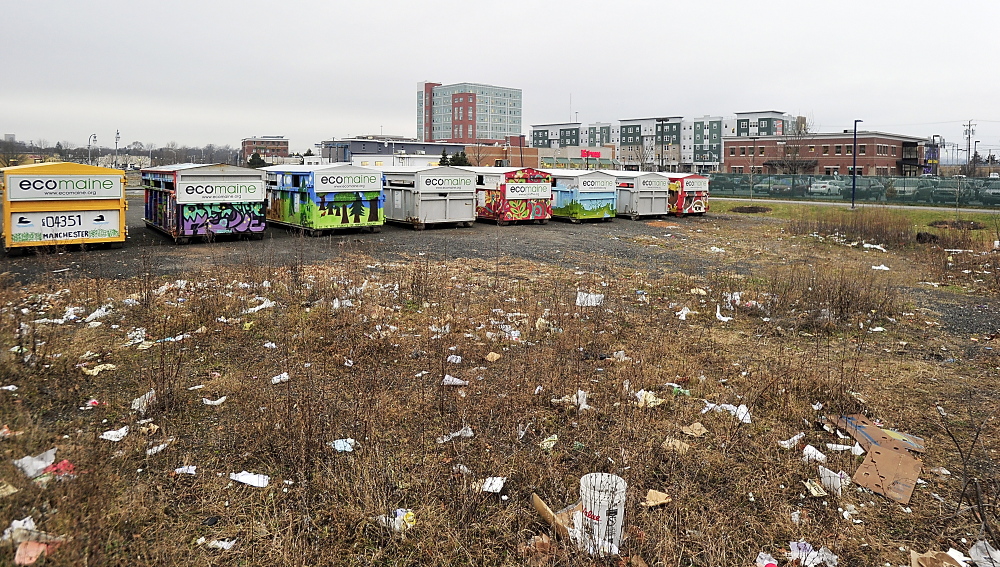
xmin=1 ymin=162 xmax=127 ymax=254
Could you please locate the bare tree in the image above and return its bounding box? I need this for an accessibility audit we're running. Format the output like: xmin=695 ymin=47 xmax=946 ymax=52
xmin=772 ymin=118 xmax=817 ymax=175
xmin=0 ymin=139 xmax=26 ymax=167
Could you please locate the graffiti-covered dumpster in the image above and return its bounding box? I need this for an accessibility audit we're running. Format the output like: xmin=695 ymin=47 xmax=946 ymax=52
xmin=661 ymin=173 xmax=710 ymax=216
xmin=544 ymin=170 xmax=617 ymax=222
xmin=2 ymin=162 xmax=127 ymax=254
xmin=467 ymin=167 xmax=552 ymax=225
xmin=611 ymin=171 xmax=672 ymax=219
xmin=264 ymin=164 xmax=384 ymax=235
xmin=142 ymin=163 xmax=266 ymax=244
xmin=380 ymin=166 xmax=476 ymax=230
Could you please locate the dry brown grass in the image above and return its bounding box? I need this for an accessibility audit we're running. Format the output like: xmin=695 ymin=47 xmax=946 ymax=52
xmin=1 ymin=219 xmax=999 ymax=566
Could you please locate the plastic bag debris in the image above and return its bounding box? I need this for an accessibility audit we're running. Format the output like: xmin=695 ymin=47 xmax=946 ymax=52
xmin=84 ymin=304 xmax=113 ymax=322
xmin=206 ymin=538 xmax=237 ymax=550
xmin=187 ymin=384 xmax=205 ymax=391
xmin=635 ymin=390 xmax=666 ymax=408
xmin=437 ymin=425 xmax=474 ymax=444
xmin=13 ymin=449 xmax=57 ymax=479
xmin=660 ymin=437 xmax=690 ymax=454
xmin=681 ymin=422 xmax=708 ymax=437
xmin=701 ymin=400 xmax=751 ymax=424
xmin=826 ymin=442 xmax=865 ymax=456
xmin=263 ymin=342 xmax=277 ymax=349
xmin=802 ymin=444 xmax=827 ymax=463
xmin=818 ymin=466 xmax=850 ymax=496
xmin=230 ymin=471 xmax=269 ymax=488
xmin=1 ymin=385 xmax=17 ymax=392
xmin=675 ymin=306 xmax=697 ymax=320
xmin=485 ymin=352 xmax=501 ymax=362
xmin=970 ymin=540 xmax=1000 ymax=566
xmin=552 ymin=390 xmax=593 ymax=411
xmin=715 ymin=305 xmax=733 ymax=322
xmin=909 ymin=549 xmax=967 ymax=567
xmin=131 ymin=389 xmax=156 ymax=414
xmin=375 ymin=508 xmax=415 ymax=532
xmin=2 ymin=517 xmax=36 ymax=541
xmin=174 ymin=465 xmax=197 ymax=475
xmin=778 ymin=432 xmax=805 ymax=449
xmin=146 ymin=438 xmax=174 ymax=456
xmin=788 ymin=540 xmax=838 ymax=567
xmin=446 ymin=354 xmax=463 ymax=364
xmin=1 ymin=425 xmax=25 ymax=438
xmin=81 ymin=363 xmax=116 ymax=376
xmin=202 ymin=396 xmax=227 ymax=406
xmin=100 ymin=425 xmax=129 ymax=442
xmin=690 ymin=288 xmax=707 ymax=296
xmin=0 ymin=480 xmax=19 ymax=499
xmin=481 ymin=477 xmax=507 ymax=493
xmin=242 ymin=297 xmax=275 ymax=314
xmin=871 ymin=264 xmax=890 ymax=271
xmin=329 ymin=438 xmax=357 ymax=452
xmin=756 ymin=551 xmax=779 ymax=567
xmin=270 ymin=372 xmax=290 ymax=384
xmin=441 ymin=375 xmax=468 ymax=386
xmin=538 ymin=434 xmax=558 ymax=450
xmin=576 ymin=291 xmax=605 ymax=307
xmin=802 ymin=479 xmax=828 ymax=497
xmin=640 ymin=489 xmax=672 ymax=507
xmin=709 ymin=246 xmax=726 ymax=253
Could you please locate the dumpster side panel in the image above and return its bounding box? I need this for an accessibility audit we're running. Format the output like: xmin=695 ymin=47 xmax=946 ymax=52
xmin=266 ymin=188 xmax=307 ymax=227
xmin=310 ymin=191 xmax=384 ymax=229
xmin=553 ymin=180 xmax=615 ymax=220
xmin=180 ymin=202 xmax=266 ymax=235
xmin=416 ymin=191 xmax=475 ymax=223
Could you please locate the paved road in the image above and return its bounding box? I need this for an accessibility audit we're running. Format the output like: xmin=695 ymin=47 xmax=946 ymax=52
xmin=714 ymin=196 xmax=1000 ymax=215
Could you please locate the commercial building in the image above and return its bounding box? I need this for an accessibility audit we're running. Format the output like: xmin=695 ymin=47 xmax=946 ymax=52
xmin=240 ymin=136 xmax=289 ymax=163
xmin=316 ymin=137 xmax=465 ymax=164
xmin=538 ymin=146 xmax=616 ymax=169
xmin=417 ymin=81 xmax=522 ymax=144
xmin=724 ymin=111 xmax=793 ymax=137
xmin=721 ymin=131 xmax=929 ymax=176
xmin=531 ymin=123 xmax=581 ymax=148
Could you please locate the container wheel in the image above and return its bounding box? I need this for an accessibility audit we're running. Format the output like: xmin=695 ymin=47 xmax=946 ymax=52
xmin=630 ymin=212 xmax=640 ymax=221
xmin=497 ymin=220 xmax=510 ymax=227
xmin=109 ymin=241 xmax=125 ymax=249
xmin=369 ymin=226 xmax=382 ymax=233
xmin=603 ymin=217 xmax=614 ymax=222
xmin=174 ymin=237 xmax=190 ymax=245
xmin=413 ymin=222 xmax=426 ymax=231
xmin=538 ymin=219 xmax=548 ymax=225
xmin=462 ymin=221 xmax=475 ymax=228
xmin=570 ymin=218 xmax=581 ymax=224
xmin=3 ymin=246 xmax=24 ymax=257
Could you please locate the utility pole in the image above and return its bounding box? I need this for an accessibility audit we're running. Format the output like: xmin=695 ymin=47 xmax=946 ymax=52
xmin=964 ymin=119 xmax=976 ymax=174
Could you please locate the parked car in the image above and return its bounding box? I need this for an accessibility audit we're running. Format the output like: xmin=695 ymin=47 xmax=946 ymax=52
xmin=840 ymin=177 xmax=885 ymax=201
xmin=807 ymin=180 xmax=841 ymax=195
xmin=979 ymin=180 xmax=1000 ymax=206
xmin=931 ymin=178 xmax=974 ymax=204
xmin=886 ymin=177 xmax=934 ymax=202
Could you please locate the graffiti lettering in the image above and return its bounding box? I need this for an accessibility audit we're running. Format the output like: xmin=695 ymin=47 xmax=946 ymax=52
xmin=181 ymin=203 xmax=266 ymax=235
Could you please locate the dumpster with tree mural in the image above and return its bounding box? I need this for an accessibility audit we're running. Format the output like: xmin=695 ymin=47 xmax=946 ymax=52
xmin=544 ymin=170 xmax=617 ymax=222
xmin=142 ymin=163 xmax=266 ymax=244
xmin=467 ymin=167 xmax=552 ymax=225
xmin=263 ymin=164 xmax=384 ymax=235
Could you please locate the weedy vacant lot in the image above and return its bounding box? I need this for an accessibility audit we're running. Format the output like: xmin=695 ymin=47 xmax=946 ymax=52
xmin=1 ymin=204 xmax=999 ymax=566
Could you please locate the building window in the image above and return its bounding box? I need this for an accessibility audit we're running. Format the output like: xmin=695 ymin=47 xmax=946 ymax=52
xmin=846 ymin=145 xmax=853 ymax=155
xmin=731 ymin=166 xmax=744 ymax=173
xmin=361 ymin=161 xmax=370 ymax=166
xmin=859 ymin=144 xmax=866 ymax=155
xmin=808 ymin=145 xmax=815 ymax=153
xmin=891 ymin=146 xmax=897 ymax=156
xmin=740 ymin=146 xmax=746 ymax=156
xmin=822 ymin=145 xmax=830 ymax=155
xmin=759 ymin=147 xmax=765 ymax=156
xmin=835 ymin=145 xmax=842 ymax=155
xmin=729 ymin=147 xmax=736 ymax=156
xmin=375 ymin=161 xmax=384 ymax=166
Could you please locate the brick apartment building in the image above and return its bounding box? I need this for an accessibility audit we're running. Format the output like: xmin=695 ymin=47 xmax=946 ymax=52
xmin=722 ymin=131 xmax=928 ymax=176
xmin=417 ymin=81 xmax=522 ymax=145
xmin=241 ymin=136 xmax=289 ymax=163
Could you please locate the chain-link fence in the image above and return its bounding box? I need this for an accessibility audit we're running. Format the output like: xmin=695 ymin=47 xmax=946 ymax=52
xmin=706 ymin=173 xmax=1000 ymax=207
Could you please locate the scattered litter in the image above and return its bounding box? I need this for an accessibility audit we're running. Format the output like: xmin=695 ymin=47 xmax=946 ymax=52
xmin=756 ymin=551 xmax=779 ymax=567
xmin=481 ymin=477 xmax=507 ymax=493
xmin=871 ymin=264 xmax=890 ymax=270
xmin=819 ymin=466 xmax=850 ymax=496
xmin=81 ymin=363 xmax=116 ymax=376
xmin=452 ymin=464 xmax=472 ymax=476
xmin=579 ymin=472 xmax=627 ymax=556
xmin=634 ymin=389 xmax=666 ymax=408
xmin=640 ymin=489 xmax=672 ymax=507
xmin=485 ymin=352 xmax=501 ymax=362
xmin=802 ymin=479 xmax=828 ymax=497
xmin=854 ymin=446 xmax=921 ymax=504
xmin=709 ymin=246 xmax=726 ymax=253
xmin=270 ymin=372 xmax=290 ymax=384
xmin=441 ymin=375 xmax=468 ymax=386
xmin=833 ymin=414 xmax=925 ymax=453
xmin=576 ymin=291 xmax=605 ymax=307
xmin=863 ymin=243 xmax=887 ymax=252
xmin=909 ymin=548 xmax=967 ymax=567
xmin=0 ymin=480 xmax=19 ymax=498
xmin=675 ymin=306 xmax=697 ymax=320
xmin=681 ymin=422 xmax=708 ymax=437
xmin=690 ymin=288 xmax=707 ymax=296
xmin=446 ymin=354 xmax=462 ymax=364
xmin=812 ymin=402 xmax=824 ymax=411
xmin=826 ymin=442 xmax=865 ymax=456
xmin=328 ymin=438 xmax=357 ymax=452
xmin=12 ymin=449 xmax=56 ymax=479
xmin=533 ymin=385 xmax=543 ymax=395
xmin=242 ymin=297 xmax=275 ymax=314
xmin=530 ymin=492 xmax=581 ymax=542
xmin=174 ymin=466 xmax=197 ymax=475
xmin=437 ymin=425 xmax=474 ymax=444
xmin=787 ymin=541 xmax=838 ymax=567
xmin=375 ymin=508 xmax=415 ymax=532
xmin=100 ymin=426 xmax=129 ymax=442
xmin=1 ymin=385 xmax=17 ymax=392
xmin=131 ymin=389 xmax=156 ymax=414
xmin=801 ymin=444 xmax=827 ymax=463
xmin=229 ymin=471 xmax=269 ymax=488
xmin=970 ymin=540 xmax=1000 ymax=566
xmin=1 ymin=425 xmax=24 ymax=438
xmin=715 ymin=305 xmax=733 ymax=323
xmin=202 ymin=396 xmax=227 ymax=406
xmin=146 ymin=439 xmax=173 ymax=456
xmin=869 ymin=326 xmax=885 ymax=332
xmin=929 ymin=467 xmax=951 ymax=476
xmin=263 ymin=342 xmax=277 ymax=349
xmin=778 ymin=432 xmax=805 ymax=449
xmin=84 ymin=304 xmax=113 ymax=322
xmin=205 ymin=539 xmax=237 ymax=550
xmin=701 ymin=400 xmax=751 ymax=424
xmin=538 ymin=434 xmax=558 ymax=450
xmin=660 ymin=437 xmax=690 ymax=454
xmin=552 ymin=390 xmax=593 ymax=411
xmin=187 ymin=384 xmax=205 ymax=390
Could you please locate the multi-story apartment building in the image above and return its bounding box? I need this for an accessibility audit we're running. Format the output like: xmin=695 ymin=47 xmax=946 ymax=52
xmin=723 ymin=111 xmax=792 ymax=137
xmin=584 ymin=123 xmax=613 ymax=147
xmin=315 ymin=137 xmax=465 ymax=164
xmin=241 ymin=136 xmax=289 ymax=163
xmin=680 ymin=116 xmax=723 ymax=173
xmin=531 ymin=123 xmax=582 ymax=148
xmin=417 ymin=82 xmax=522 ymax=144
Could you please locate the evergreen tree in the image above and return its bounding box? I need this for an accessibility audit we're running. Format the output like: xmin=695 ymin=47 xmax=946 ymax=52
xmin=247 ymin=152 xmax=267 ymax=168
xmin=451 ymin=151 xmax=470 ymax=166
xmin=439 ymin=149 xmax=450 ymax=166
xmin=303 ymin=148 xmax=314 ymax=156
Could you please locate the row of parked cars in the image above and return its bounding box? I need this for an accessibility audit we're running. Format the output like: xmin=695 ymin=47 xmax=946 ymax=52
xmin=707 ymin=173 xmax=1000 ymax=205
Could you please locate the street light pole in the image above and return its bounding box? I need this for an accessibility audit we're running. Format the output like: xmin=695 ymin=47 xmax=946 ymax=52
xmin=851 ymin=119 xmax=862 ymax=209
xmin=114 ymin=130 xmax=120 ymax=169
xmin=974 ymin=140 xmax=980 ymax=177
xmin=87 ymin=134 xmax=97 ymax=165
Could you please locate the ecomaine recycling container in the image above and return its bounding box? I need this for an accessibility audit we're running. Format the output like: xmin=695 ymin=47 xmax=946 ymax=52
xmin=264 ymin=164 xmax=384 ymax=235
xmin=466 ymin=167 xmax=552 ymax=225
xmin=543 ymin=170 xmax=617 ymax=222
xmin=610 ymin=171 xmax=673 ymax=219
xmin=380 ymin=166 xmax=475 ymax=230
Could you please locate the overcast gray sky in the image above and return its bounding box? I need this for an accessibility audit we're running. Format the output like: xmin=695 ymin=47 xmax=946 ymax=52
xmin=3 ymin=0 xmax=998 ymax=160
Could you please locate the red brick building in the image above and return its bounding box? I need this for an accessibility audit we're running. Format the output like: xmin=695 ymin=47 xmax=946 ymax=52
xmin=241 ymin=136 xmax=289 ymax=163
xmin=722 ymin=131 xmax=929 ymax=176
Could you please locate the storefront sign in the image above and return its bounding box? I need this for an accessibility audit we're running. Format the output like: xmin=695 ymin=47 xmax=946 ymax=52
xmin=7 ymin=175 xmax=123 ymax=201
xmin=504 ymin=182 xmax=550 ymax=200
xmin=175 ymin=180 xmax=264 ymax=204
xmin=9 ymin=209 xmax=121 ymax=244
